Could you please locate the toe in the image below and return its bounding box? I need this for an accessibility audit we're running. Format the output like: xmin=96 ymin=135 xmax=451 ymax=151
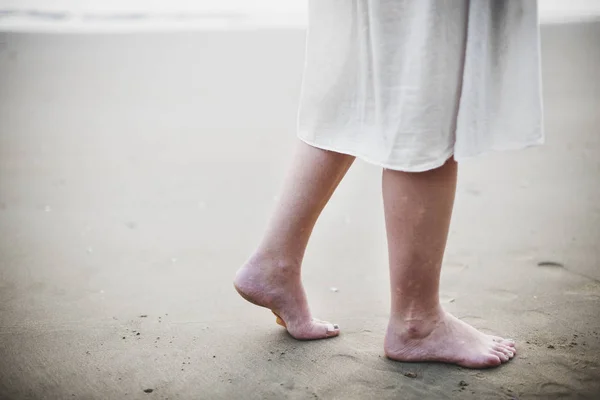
xmin=325 ymin=323 xmax=340 ymax=338
xmin=312 ymin=319 xmax=340 ymax=338
xmin=502 ymin=346 xmax=515 ymax=359
xmin=460 ymin=353 xmax=502 ymax=368
xmin=491 ymin=349 xmax=509 ymax=362
xmin=493 ymin=343 xmax=515 ymax=354
xmin=493 ymin=344 xmax=515 ymax=360
xmin=494 ymin=343 xmax=515 ymax=357
xmin=491 ymin=336 xmax=516 ymax=348
xmin=482 ymin=354 xmax=503 ymax=367
xmin=290 ymin=320 xmax=339 ymax=340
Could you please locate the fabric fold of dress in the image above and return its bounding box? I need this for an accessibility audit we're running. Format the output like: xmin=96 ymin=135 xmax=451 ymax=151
xmin=297 ymin=0 xmax=544 ymax=172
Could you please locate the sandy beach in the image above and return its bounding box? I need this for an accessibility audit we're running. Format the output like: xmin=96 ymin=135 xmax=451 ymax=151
xmin=0 ymin=21 xmax=599 ymax=399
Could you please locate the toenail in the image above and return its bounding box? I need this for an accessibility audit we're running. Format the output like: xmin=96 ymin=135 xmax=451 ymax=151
xmin=326 ymin=324 xmax=337 ymax=332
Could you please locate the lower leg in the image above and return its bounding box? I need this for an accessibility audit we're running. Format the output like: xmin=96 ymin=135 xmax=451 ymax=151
xmin=382 ymin=159 xmax=516 ymax=368
xmin=234 ymin=140 xmax=354 ymax=339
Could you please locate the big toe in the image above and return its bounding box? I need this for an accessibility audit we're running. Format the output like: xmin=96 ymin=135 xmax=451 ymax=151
xmin=288 ymin=319 xmax=340 ymax=340
xmin=480 ymin=353 xmax=503 ymax=368
xmin=459 ymin=352 xmax=502 ymax=368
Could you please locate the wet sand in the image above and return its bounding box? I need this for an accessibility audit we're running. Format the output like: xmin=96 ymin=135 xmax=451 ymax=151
xmin=0 ymin=22 xmax=599 ymax=399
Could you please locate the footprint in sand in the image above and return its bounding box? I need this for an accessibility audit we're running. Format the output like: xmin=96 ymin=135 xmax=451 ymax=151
xmin=535 ymin=260 xmax=577 ymax=280
xmin=565 ymin=282 xmax=600 ymax=300
xmin=535 ymin=360 xmax=583 ymax=396
xmin=273 ymin=379 xmax=320 ymax=399
xmin=331 ymin=354 xmax=360 ymax=362
xmin=538 ymin=382 xmax=575 ymax=397
xmin=329 ymin=353 xmax=367 ymax=373
xmin=538 ymin=261 xmax=600 ymax=299
xmin=332 ymin=352 xmax=399 ymax=375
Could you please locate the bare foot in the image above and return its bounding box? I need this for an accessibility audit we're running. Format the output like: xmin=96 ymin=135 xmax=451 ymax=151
xmin=233 ymin=255 xmax=340 ymax=340
xmin=384 ymin=308 xmax=516 ymax=368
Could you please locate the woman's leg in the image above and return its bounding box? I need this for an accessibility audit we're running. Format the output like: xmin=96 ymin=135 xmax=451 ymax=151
xmin=382 ymin=159 xmax=516 ymax=368
xmin=234 ymin=140 xmax=354 ymax=339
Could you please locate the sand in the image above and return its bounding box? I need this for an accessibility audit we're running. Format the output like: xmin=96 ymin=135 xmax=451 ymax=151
xmin=0 ymin=22 xmax=599 ymax=399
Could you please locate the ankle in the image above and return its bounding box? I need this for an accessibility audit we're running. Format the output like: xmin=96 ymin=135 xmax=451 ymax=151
xmin=246 ymin=251 xmax=301 ymax=272
xmin=389 ymin=306 xmax=445 ymax=339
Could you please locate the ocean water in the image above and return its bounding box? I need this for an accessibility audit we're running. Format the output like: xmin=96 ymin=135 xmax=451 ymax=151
xmin=1 ymin=0 xmax=600 ymax=32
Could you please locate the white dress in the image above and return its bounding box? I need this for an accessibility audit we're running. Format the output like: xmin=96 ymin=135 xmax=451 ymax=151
xmin=297 ymin=0 xmax=544 ymax=172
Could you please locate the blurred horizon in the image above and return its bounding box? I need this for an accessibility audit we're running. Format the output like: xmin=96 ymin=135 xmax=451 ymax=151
xmin=1 ymin=0 xmax=600 ymax=32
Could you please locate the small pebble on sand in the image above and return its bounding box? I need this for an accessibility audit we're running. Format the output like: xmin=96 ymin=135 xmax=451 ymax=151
xmin=403 ymin=372 xmax=417 ymax=378
xmin=143 ymin=389 xmax=153 ymax=393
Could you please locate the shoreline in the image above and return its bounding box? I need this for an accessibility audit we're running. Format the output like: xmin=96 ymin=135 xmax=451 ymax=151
xmin=1 ymin=6 xmax=600 ymax=33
